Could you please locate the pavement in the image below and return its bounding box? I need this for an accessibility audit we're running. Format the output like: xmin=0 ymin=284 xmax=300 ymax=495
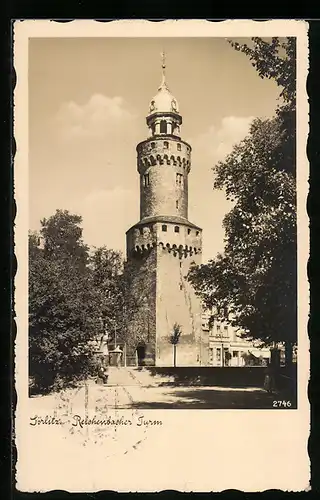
xmin=29 ymin=367 xmax=287 ymax=411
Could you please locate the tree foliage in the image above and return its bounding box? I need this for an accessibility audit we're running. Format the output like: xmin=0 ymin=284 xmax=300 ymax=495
xmin=90 ymin=246 xmax=126 ymax=343
xmin=169 ymin=322 xmax=182 ymax=345
xmin=188 ymin=38 xmax=297 ymax=364
xmin=169 ymin=322 xmax=182 ymax=367
xmin=29 ymin=210 xmax=126 ymax=393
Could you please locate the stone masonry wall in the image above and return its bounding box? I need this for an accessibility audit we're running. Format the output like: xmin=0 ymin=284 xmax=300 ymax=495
xmin=155 ymin=245 xmax=207 ymax=366
xmin=137 ymin=137 xmax=191 ymax=220
xmin=124 ymin=248 xmax=157 ymax=364
xmin=140 ymin=164 xmax=188 ymax=220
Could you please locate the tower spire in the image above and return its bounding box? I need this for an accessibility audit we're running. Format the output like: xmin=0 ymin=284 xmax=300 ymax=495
xmin=159 ymin=50 xmax=169 ymax=90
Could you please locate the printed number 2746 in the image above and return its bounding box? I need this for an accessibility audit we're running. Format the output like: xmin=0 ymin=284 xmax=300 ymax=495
xmin=273 ymin=400 xmax=292 ymax=408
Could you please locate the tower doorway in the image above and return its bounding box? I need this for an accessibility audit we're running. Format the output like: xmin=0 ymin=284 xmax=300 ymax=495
xmin=136 ymin=344 xmax=146 ymax=366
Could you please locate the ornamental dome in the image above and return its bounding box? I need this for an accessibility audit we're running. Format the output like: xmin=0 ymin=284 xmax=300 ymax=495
xmin=149 ymin=83 xmax=179 ymax=115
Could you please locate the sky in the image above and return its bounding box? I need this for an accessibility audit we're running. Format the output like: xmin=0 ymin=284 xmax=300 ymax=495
xmin=29 ymin=37 xmax=280 ymax=262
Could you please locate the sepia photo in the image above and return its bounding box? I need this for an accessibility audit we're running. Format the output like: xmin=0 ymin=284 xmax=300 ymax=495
xmin=14 ymin=20 xmax=309 ymax=492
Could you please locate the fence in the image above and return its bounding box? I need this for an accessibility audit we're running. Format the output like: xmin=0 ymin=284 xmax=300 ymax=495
xmin=106 ymin=343 xmax=137 ymax=367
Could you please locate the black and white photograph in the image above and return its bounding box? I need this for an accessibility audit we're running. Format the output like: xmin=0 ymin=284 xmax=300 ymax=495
xmin=14 ymin=20 xmax=309 ymax=492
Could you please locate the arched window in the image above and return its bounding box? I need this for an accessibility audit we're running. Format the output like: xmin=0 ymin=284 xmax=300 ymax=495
xmin=151 ymin=142 xmax=155 ymax=148
xmin=160 ymin=120 xmax=167 ymax=134
xmin=177 ymin=143 xmax=182 ymax=151
xmin=164 ymin=141 xmax=169 ymax=149
xmin=176 ymin=200 xmax=179 ymax=209
xmin=162 ymin=225 xmax=167 ymax=232
xmin=187 ymin=228 xmax=191 ymax=235
xmin=174 ymin=226 xmax=180 ymax=233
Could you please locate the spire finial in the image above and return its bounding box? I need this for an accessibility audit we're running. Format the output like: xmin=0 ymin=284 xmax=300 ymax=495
xmin=159 ymin=50 xmax=168 ymax=90
xmin=161 ymin=50 xmax=166 ymax=72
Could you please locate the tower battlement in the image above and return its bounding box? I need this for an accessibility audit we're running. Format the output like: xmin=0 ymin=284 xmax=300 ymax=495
xmin=126 ymin=219 xmax=202 ymax=259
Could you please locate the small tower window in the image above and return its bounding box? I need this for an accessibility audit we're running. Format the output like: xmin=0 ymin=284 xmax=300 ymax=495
xmin=176 ymin=173 xmax=183 ymax=186
xmin=187 ymin=229 xmax=191 ymax=235
xmin=162 ymin=225 xmax=167 ymax=232
xmin=143 ymin=174 xmax=150 ymax=187
xmin=160 ymin=120 xmax=167 ymax=134
xmin=151 ymin=142 xmax=155 ymax=148
xmin=174 ymin=226 xmax=180 ymax=233
xmin=176 ymin=200 xmax=179 ymax=209
xmin=177 ymin=143 xmax=182 ymax=151
xmin=196 ymin=231 xmax=199 ymax=236
xmin=164 ymin=141 xmax=169 ymax=149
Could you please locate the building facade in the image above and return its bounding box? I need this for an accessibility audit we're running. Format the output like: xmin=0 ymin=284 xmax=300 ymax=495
xmin=201 ymin=310 xmax=271 ymax=367
xmin=125 ymin=55 xmax=208 ymax=366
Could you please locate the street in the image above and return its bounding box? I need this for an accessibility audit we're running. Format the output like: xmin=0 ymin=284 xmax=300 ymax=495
xmin=29 ymin=367 xmax=289 ymax=411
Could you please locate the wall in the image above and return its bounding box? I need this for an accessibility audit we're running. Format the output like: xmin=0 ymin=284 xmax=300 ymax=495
xmin=140 ymin=163 xmax=188 ymax=219
xmin=126 ymin=223 xmax=157 ymax=258
xmin=137 ymin=136 xmax=191 ymax=220
xmin=156 ymin=244 xmax=206 ymax=366
xmin=126 ymin=220 xmax=205 ymax=367
xmin=124 ymin=248 xmax=157 ymax=364
xmin=145 ymin=365 xmax=297 ymax=393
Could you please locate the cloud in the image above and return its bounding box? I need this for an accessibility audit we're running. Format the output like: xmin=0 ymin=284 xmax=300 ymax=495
xmin=55 ymin=94 xmax=137 ymax=139
xmin=187 ymin=116 xmax=254 ymax=262
xmin=77 ymin=187 xmax=139 ymax=253
xmin=189 ymin=115 xmax=255 ymax=165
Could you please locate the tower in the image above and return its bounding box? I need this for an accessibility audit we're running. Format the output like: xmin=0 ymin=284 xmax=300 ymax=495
xmin=125 ymin=53 xmax=206 ymax=367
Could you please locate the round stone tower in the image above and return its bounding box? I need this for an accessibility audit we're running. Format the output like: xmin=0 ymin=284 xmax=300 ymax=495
xmin=137 ymin=63 xmax=191 ymax=222
xmin=125 ymin=53 xmax=206 ymax=367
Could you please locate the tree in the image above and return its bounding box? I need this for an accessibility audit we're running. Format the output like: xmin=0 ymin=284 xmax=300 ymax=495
xmin=188 ymin=38 xmax=296 ymax=367
xmin=169 ymin=323 xmax=182 ymax=367
xmin=90 ymin=246 xmax=125 ymax=344
xmin=40 ymin=209 xmax=90 ymax=269
xmin=29 ymin=210 xmax=101 ymax=393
